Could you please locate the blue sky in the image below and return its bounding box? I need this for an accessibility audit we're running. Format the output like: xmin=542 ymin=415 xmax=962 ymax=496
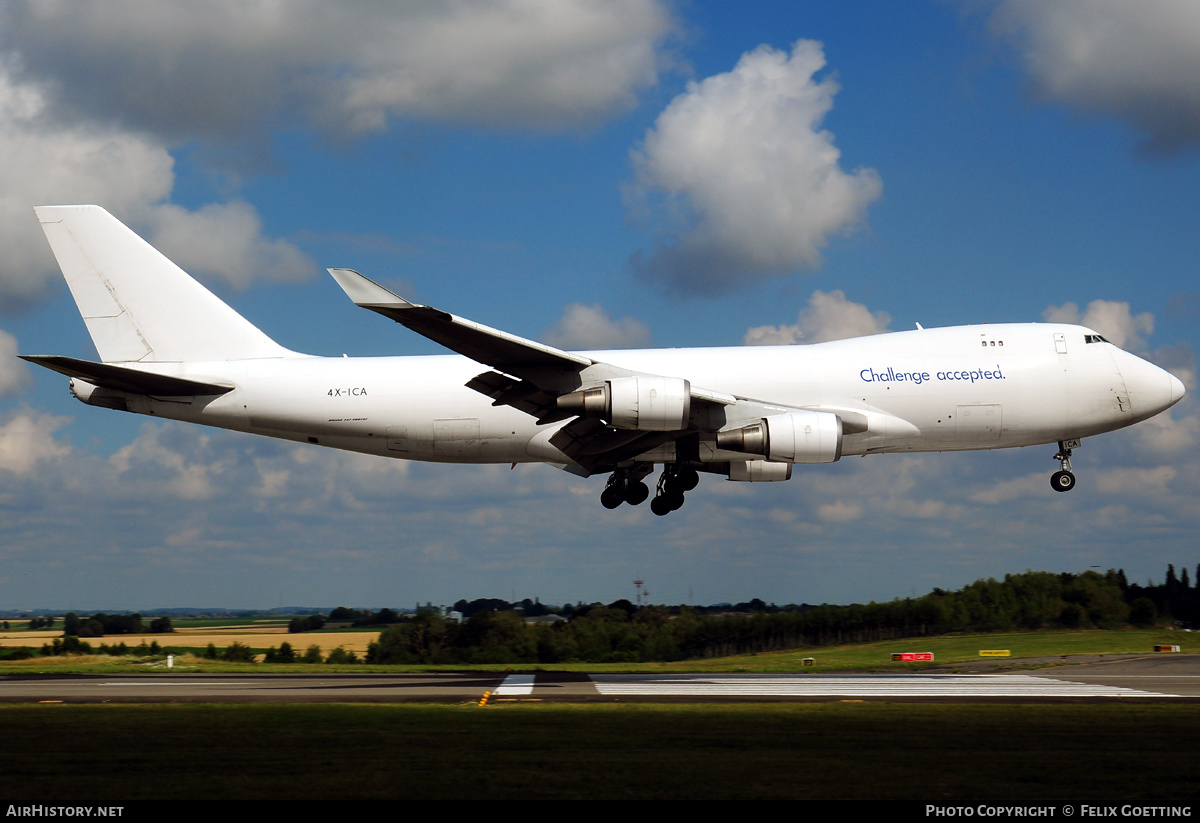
xmin=0 ymin=1 xmax=1196 ymax=611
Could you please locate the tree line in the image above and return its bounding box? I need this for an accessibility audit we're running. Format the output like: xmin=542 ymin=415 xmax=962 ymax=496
xmin=364 ymin=565 xmax=1198 ymax=664
xmin=8 ymin=563 xmax=1195 ymax=664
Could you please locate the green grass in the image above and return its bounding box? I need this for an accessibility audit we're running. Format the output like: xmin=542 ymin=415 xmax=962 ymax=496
xmin=647 ymin=627 xmax=1199 ymax=673
xmin=2 ymin=627 xmax=1194 ymax=674
xmin=3 ymin=630 xmax=1197 ymax=800
xmin=0 ymin=702 xmax=1197 ymax=800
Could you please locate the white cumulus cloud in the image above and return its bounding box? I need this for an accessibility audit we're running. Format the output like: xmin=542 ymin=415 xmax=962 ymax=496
xmin=0 ymin=63 xmax=314 ymax=304
xmin=0 ymin=410 xmax=71 ymax=474
xmin=816 ymin=500 xmax=863 ymax=523
xmin=0 ymin=330 xmax=30 ymax=397
xmin=1042 ymin=299 xmax=1154 ymax=350
xmin=1133 ymin=412 xmax=1200 ymax=455
xmin=144 ymin=202 xmax=312 ymax=290
xmin=0 ymin=1 xmax=677 ymax=304
xmin=745 ymin=290 xmax=891 ymax=345
xmin=979 ymin=0 xmax=1200 ymax=152
xmin=542 ymin=303 xmax=652 ymax=350
xmin=0 ymin=0 xmax=675 ymax=140
xmin=627 ymin=40 xmax=882 ymax=294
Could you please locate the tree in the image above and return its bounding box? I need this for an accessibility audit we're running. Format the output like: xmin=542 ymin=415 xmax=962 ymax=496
xmin=288 ymin=615 xmax=326 ymax=633
xmin=1129 ymin=598 xmax=1158 ymax=628
xmin=325 ymin=646 xmax=357 ymax=664
xmin=265 ymin=641 xmax=297 ymax=664
xmin=1057 ymin=603 xmax=1085 ymax=629
xmin=221 ymin=642 xmax=256 ymax=663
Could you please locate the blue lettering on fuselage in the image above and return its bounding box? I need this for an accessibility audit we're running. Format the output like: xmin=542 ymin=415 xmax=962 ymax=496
xmin=859 ymin=366 xmax=1005 ymax=385
xmin=859 ymin=366 xmax=931 ymax=385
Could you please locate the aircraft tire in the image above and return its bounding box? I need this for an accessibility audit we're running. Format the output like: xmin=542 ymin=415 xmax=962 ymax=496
xmin=677 ymin=466 xmax=699 ymax=491
xmin=601 ymin=485 xmax=625 ymax=509
xmin=650 ymin=495 xmax=672 ymax=516
xmin=1050 ymin=470 xmax=1076 ymax=492
xmin=625 ymin=481 xmax=649 ymax=506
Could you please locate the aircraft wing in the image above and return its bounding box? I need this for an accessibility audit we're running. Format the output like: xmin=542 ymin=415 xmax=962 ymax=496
xmin=329 ymin=268 xmax=742 ymax=473
xmin=328 ymin=268 xmax=594 ymax=377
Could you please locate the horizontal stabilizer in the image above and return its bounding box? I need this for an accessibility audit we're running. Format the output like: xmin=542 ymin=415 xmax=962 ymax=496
xmin=20 ymin=355 xmax=234 ymax=396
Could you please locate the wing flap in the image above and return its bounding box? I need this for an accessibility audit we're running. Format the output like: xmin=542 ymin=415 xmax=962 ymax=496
xmin=464 ymin=370 xmax=571 ymax=423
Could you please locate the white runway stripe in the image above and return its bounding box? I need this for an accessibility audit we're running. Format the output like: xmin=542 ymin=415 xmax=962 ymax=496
xmin=495 ymin=673 xmax=535 ymax=695
xmin=590 ymin=673 xmax=1179 ymax=698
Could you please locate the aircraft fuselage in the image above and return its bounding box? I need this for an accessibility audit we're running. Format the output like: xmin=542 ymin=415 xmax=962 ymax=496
xmin=72 ymin=321 xmax=1179 ymax=468
xmin=29 ymin=205 xmax=1185 ymax=512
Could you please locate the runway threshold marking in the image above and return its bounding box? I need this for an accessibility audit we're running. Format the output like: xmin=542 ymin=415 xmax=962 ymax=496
xmin=494 ymin=674 xmax=535 ymax=696
xmin=589 ymin=673 xmax=1182 ymax=698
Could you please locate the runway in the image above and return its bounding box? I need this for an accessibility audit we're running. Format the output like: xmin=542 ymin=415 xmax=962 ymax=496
xmin=588 ymin=672 xmax=1176 ymax=698
xmin=2 ymin=655 xmax=1197 ymax=703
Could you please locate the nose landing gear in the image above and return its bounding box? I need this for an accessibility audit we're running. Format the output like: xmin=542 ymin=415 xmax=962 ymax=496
xmin=1050 ymin=439 xmax=1079 ymax=492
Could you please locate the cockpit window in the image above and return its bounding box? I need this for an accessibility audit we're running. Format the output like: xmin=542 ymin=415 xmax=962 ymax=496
xmin=1084 ymin=334 xmax=1110 ymax=344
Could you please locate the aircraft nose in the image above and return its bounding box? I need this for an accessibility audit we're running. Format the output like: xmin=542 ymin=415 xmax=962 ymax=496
xmin=1169 ymin=372 xmax=1185 ymax=406
xmin=1116 ymin=349 xmax=1185 ymax=417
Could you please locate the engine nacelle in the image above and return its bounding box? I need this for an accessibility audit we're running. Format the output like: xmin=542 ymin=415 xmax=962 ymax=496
xmin=558 ymin=376 xmax=691 ymax=431
xmin=727 ymin=460 xmax=793 ymax=482
xmin=716 ymin=410 xmax=843 ymax=464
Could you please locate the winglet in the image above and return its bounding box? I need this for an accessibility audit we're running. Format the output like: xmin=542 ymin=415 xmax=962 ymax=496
xmin=328 ymin=268 xmax=417 ymax=309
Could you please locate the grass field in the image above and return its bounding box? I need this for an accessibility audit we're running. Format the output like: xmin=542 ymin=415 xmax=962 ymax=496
xmin=2 ymin=627 xmax=1196 ymax=800
xmin=0 ymin=702 xmax=1196 ymax=800
xmin=0 ymin=626 xmax=1194 ymax=673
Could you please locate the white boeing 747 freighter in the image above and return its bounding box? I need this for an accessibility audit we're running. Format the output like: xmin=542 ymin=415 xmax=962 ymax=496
xmin=22 ymin=206 xmax=1184 ymax=514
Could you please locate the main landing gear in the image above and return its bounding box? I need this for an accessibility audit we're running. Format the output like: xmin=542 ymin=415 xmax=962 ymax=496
xmin=600 ymin=464 xmax=699 ymax=514
xmin=649 ymin=464 xmax=698 ymax=516
xmin=600 ymin=468 xmax=651 ymax=509
xmin=1050 ymin=439 xmax=1078 ymax=492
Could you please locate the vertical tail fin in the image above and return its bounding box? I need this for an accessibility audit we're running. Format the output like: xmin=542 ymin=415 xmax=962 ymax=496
xmin=35 ymin=205 xmax=292 ymax=363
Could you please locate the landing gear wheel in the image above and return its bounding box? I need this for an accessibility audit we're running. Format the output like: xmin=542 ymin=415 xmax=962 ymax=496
xmin=1050 ymin=470 xmax=1076 ymax=493
xmin=625 ymin=481 xmax=649 ymax=506
xmin=676 ymin=466 xmax=699 ymax=492
xmin=650 ymin=495 xmax=673 ymax=516
xmin=1050 ymin=439 xmax=1079 ymax=493
xmin=600 ymin=484 xmax=625 ymax=509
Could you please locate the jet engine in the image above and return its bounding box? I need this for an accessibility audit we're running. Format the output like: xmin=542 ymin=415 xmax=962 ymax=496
xmin=716 ymin=410 xmax=843 ymax=463
xmin=558 ymin=376 xmax=691 ymax=431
